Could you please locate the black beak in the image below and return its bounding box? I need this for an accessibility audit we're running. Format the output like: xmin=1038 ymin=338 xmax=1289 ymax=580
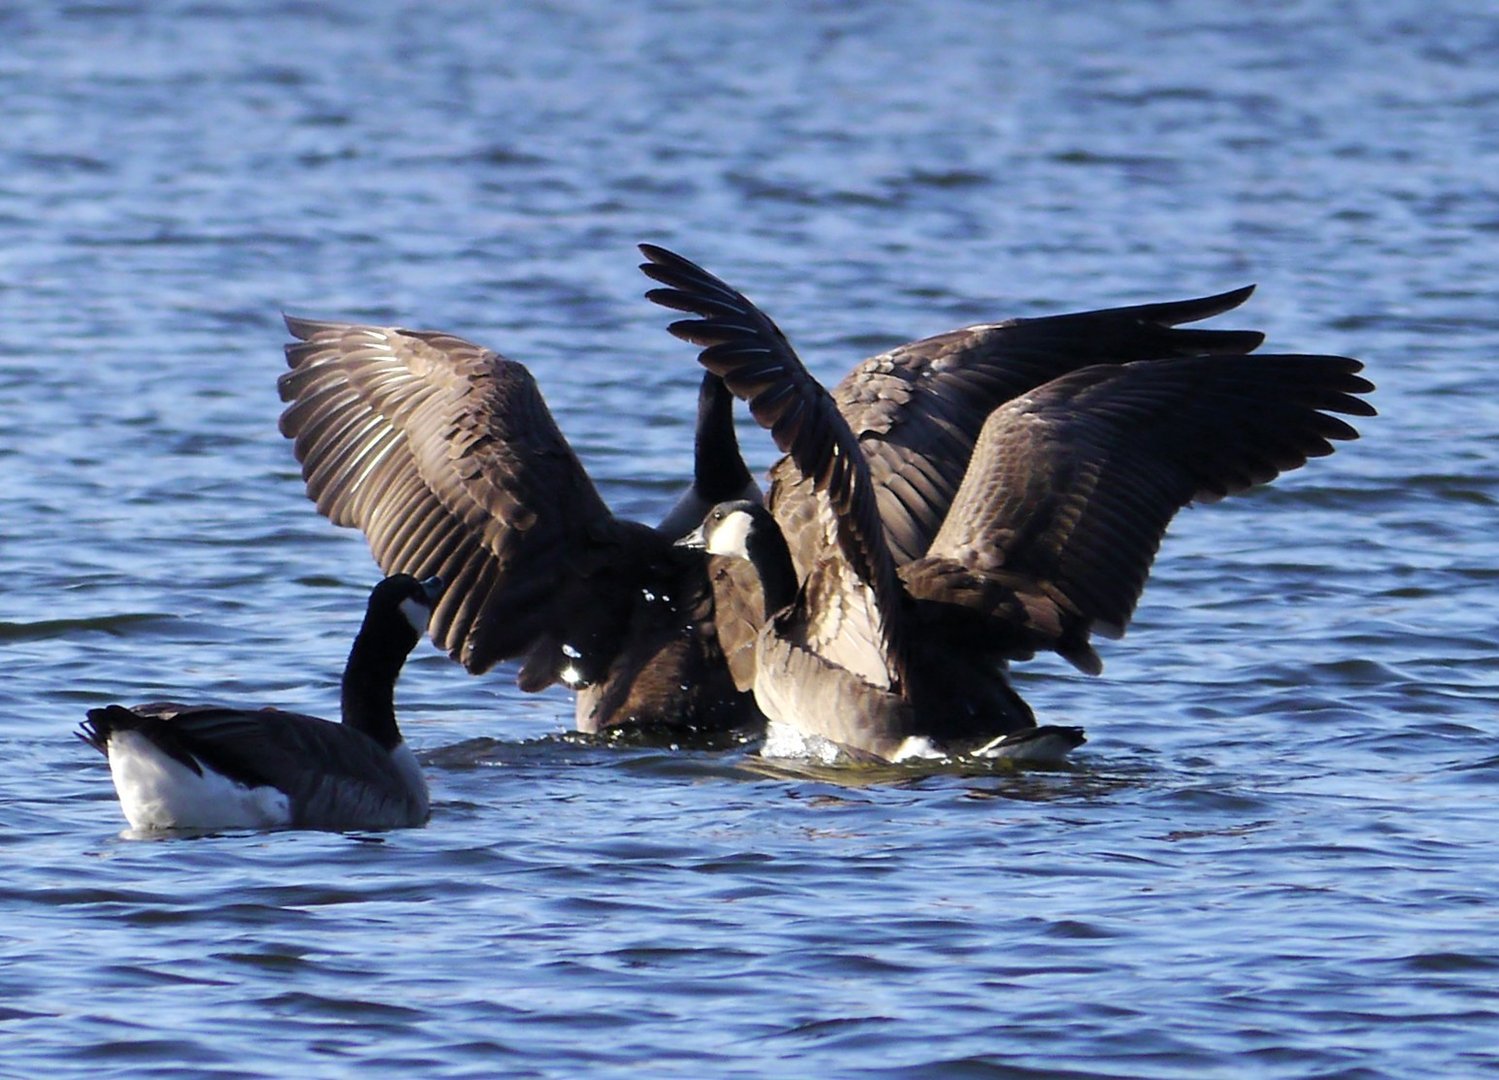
xmin=674 ymin=522 xmax=708 ymax=550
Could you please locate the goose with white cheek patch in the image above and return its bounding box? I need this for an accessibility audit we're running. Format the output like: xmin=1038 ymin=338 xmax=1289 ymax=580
xmin=678 ymin=501 xmax=1084 ymax=764
xmin=78 ymin=574 xmax=443 ymax=832
xmin=649 ymin=245 xmax=1375 ymax=765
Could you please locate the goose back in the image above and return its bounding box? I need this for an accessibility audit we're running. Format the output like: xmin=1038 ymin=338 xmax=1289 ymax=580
xmin=81 ymin=703 xmax=429 ymax=831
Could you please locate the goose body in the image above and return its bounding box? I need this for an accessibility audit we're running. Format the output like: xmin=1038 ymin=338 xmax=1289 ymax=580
xmin=680 ymin=500 xmax=1084 ymax=762
xmin=647 ymin=245 xmax=1375 ymax=763
xmin=79 ymin=574 xmax=442 ymax=831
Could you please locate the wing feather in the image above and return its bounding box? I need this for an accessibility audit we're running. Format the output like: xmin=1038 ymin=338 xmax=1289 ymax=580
xmin=279 ymin=319 xmax=621 ymax=674
xmin=912 ymin=353 xmax=1375 ymax=668
xmin=773 ymin=285 xmax=1267 ymax=567
xmin=641 ymin=244 xmax=909 ymax=688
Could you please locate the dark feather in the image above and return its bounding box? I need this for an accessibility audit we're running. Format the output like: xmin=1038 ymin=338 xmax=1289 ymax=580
xmin=640 ymin=244 xmax=912 ymax=687
xmin=916 ymin=353 xmax=1376 ymax=662
xmin=279 ymin=318 xmax=762 ymax=735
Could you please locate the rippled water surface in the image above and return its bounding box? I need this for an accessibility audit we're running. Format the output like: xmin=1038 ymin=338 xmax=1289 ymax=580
xmin=4 ymin=1 xmax=1498 ymax=1076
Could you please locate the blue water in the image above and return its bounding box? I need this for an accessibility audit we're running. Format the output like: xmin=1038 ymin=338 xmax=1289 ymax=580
xmin=3 ymin=0 xmax=1498 ymax=1075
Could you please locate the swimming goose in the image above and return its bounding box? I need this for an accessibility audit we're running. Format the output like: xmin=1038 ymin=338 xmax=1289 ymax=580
xmin=279 ymin=266 xmax=1264 ymax=740
xmin=645 ymin=244 xmax=1376 ymax=763
xmin=278 ymin=320 xmax=763 ymax=737
xmin=679 ymin=500 xmax=1085 ymax=763
xmin=78 ymin=574 xmax=443 ymax=831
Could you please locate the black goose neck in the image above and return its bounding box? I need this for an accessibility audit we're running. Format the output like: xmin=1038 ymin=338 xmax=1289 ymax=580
xmin=695 ymin=373 xmax=753 ymax=501
xmin=744 ymin=515 xmax=799 ymax=618
xmin=340 ymin=615 xmax=416 ymax=750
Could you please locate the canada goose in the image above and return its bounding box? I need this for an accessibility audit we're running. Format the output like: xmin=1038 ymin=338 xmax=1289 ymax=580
xmin=645 ymin=244 xmax=1376 ymax=763
xmin=678 ymin=501 xmax=1086 ymax=763
xmin=278 ymin=264 xmax=1267 ymax=741
xmin=278 ymin=319 xmax=763 ymax=737
xmin=78 ymin=574 xmax=443 ymax=831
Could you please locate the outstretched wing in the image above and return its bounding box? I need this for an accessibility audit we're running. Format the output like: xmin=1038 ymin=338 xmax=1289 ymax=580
xmin=772 ymin=286 xmax=1265 ymax=568
xmin=279 ymin=319 xmax=626 ymax=675
xmin=641 ymin=244 xmax=909 ymax=690
xmin=908 ymin=353 xmax=1375 ymax=671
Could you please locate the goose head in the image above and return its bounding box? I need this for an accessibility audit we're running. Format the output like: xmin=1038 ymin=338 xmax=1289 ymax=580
xmin=676 ymin=500 xmax=800 ymax=618
xmin=367 ymin=573 xmax=445 ymax=644
xmin=675 ymin=500 xmax=766 ymax=560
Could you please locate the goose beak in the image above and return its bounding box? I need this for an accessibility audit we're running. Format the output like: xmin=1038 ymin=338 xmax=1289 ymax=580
xmin=418 ymin=575 xmax=445 ymax=603
xmin=674 ymin=522 xmax=708 ymax=550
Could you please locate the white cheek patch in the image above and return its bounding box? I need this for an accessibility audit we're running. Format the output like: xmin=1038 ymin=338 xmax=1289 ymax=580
xmin=708 ymin=510 xmax=754 ymax=557
xmin=398 ymin=597 xmax=432 ymax=635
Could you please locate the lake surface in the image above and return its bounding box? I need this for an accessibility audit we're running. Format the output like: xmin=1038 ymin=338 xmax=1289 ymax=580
xmin=3 ymin=0 xmax=1498 ymax=1075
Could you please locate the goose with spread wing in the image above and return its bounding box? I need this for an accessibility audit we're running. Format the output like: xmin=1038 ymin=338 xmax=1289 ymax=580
xmin=278 ymin=321 xmax=763 ymax=738
xmin=644 ymin=244 xmax=1375 ymax=763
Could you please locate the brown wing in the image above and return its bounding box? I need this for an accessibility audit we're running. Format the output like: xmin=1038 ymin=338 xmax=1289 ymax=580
xmin=910 ymin=353 xmax=1376 ymax=671
xmin=771 ymin=286 xmax=1266 ymax=570
xmin=279 ymin=318 xmax=639 ymax=676
xmin=640 ymin=243 xmax=909 ymax=689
